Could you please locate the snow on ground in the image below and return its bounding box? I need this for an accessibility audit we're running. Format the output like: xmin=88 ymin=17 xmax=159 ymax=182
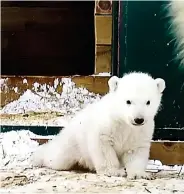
xmin=0 ymin=130 xmax=183 ymax=193
xmin=1 ymin=168 xmax=183 ymax=194
xmin=0 ymin=130 xmax=54 ymax=170
xmin=1 ymin=112 xmax=72 ymax=126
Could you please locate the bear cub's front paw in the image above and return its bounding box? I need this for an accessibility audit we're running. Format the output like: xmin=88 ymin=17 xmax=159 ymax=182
xmin=127 ymin=172 xmax=155 ymax=180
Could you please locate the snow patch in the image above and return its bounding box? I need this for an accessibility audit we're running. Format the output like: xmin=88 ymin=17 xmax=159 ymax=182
xmin=54 ymin=78 xmax=59 ymax=89
xmin=13 ymin=87 xmax=18 ymax=93
xmin=93 ymin=72 xmax=111 ymax=76
xmin=23 ymin=79 xmax=28 ymax=84
xmin=33 ymin=82 xmax=39 ymax=92
xmin=0 ymin=78 xmax=9 ymax=91
xmin=1 ymin=78 xmax=102 ymax=115
xmin=0 ymin=130 xmax=39 ymax=169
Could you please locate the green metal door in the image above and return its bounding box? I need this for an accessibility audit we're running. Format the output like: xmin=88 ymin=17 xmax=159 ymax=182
xmin=112 ymin=1 xmax=184 ymax=132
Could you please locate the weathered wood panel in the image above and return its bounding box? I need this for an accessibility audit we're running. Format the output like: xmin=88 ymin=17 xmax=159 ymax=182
xmin=95 ymin=46 xmax=111 ymax=74
xmin=0 ymin=76 xmax=110 ymax=107
xmin=150 ymin=141 xmax=184 ymax=165
xmin=95 ymin=15 xmax=112 ymax=45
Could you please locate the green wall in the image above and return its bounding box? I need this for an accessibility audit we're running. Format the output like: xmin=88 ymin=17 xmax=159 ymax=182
xmin=113 ymin=1 xmax=184 ymax=129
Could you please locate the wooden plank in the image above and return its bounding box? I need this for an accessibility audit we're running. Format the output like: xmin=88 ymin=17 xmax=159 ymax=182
xmin=150 ymin=141 xmax=184 ymax=165
xmin=0 ymin=76 xmax=110 ymax=107
xmin=95 ymin=45 xmax=111 ymax=73
xmin=95 ymin=0 xmax=112 ymax=15
xmin=95 ymin=15 xmax=112 ymax=45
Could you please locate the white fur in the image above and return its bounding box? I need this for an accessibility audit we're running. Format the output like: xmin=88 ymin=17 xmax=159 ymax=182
xmin=108 ymin=76 xmax=119 ymax=93
xmin=31 ymin=72 xmax=166 ymax=180
xmin=167 ymin=0 xmax=184 ymax=68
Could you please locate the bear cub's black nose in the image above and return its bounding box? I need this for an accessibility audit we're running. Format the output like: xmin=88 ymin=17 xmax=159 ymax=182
xmin=134 ymin=118 xmax=144 ymax=125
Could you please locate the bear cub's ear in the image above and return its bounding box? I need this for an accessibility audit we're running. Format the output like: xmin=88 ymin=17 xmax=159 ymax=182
xmin=155 ymin=78 xmax=166 ymax=93
xmin=108 ymin=76 xmax=119 ymax=92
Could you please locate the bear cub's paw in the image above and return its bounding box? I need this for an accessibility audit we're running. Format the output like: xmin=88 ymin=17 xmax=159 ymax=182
xmin=127 ymin=172 xmax=155 ymax=180
xmin=99 ymin=168 xmax=127 ymax=177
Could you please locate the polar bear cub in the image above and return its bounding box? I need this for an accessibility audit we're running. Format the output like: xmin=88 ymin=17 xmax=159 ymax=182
xmin=31 ymin=72 xmax=165 ymax=179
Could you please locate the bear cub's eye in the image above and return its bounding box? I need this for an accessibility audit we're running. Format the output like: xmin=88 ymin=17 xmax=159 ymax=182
xmin=126 ymin=100 xmax=131 ymax=105
xmin=146 ymin=100 xmax=150 ymax=105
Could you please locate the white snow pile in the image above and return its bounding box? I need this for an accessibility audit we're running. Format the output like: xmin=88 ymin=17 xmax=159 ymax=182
xmin=0 ymin=78 xmax=102 ymax=115
xmin=0 ymin=130 xmax=41 ymax=169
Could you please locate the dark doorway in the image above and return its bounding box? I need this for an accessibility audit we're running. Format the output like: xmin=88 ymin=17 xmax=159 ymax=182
xmin=1 ymin=1 xmax=95 ymax=76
